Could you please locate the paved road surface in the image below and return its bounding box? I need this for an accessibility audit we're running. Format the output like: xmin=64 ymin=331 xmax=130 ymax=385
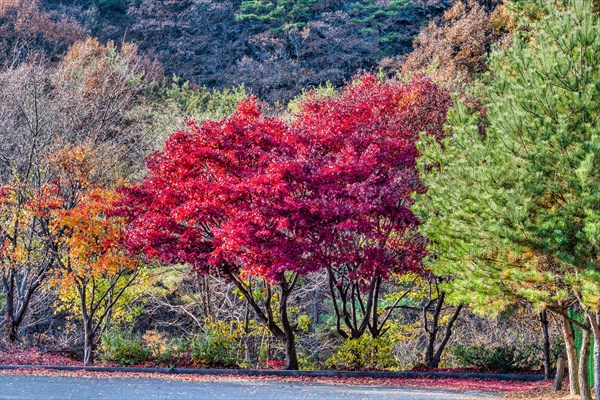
xmin=0 ymin=374 xmax=498 ymax=400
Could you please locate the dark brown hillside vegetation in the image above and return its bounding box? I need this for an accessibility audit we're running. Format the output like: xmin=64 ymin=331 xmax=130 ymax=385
xmin=381 ymin=0 xmax=511 ymax=87
xmin=0 ymin=0 xmax=86 ymax=67
xmin=37 ymin=0 xmax=450 ymax=102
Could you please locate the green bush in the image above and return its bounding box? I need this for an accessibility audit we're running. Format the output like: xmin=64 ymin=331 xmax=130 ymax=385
xmin=190 ymin=328 xmax=241 ymax=368
xmin=325 ymin=336 xmax=398 ymax=371
xmin=451 ymin=344 xmax=542 ymax=372
xmin=100 ymin=331 xmax=152 ymax=365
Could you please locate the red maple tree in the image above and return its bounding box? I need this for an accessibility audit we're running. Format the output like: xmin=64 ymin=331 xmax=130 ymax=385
xmin=119 ymin=99 xmax=306 ymax=368
xmin=119 ymin=75 xmax=450 ymax=369
xmin=286 ymin=75 xmax=451 ymax=339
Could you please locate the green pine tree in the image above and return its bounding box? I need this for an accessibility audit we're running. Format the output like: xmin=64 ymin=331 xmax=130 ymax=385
xmin=237 ymin=0 xmax=319 ymax=31
xmin=351 ymin=0 xmax=415 ymax=56
xmin=417 ymin=0 xmax=599 ymax=396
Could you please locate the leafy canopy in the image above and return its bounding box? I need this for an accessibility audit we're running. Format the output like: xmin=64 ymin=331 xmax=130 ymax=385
xmin=417 ymin=0 xmax=600 ymax=314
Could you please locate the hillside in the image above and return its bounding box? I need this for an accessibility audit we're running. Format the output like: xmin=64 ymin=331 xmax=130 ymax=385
xmin=37 ymin=0 xmax=450 ymax=101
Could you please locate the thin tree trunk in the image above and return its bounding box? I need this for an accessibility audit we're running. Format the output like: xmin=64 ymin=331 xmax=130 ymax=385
xmin=422 ymin=297 xmax=437 ymax=367
xmin=83 ymin=318 xmax=95 ymax=365
xmin=578 ymin=328 xmax=592 ymax=400
xmin=280 ymin=282 xmax=299 ymax=370
xmin=586 ymin=311 xmax=600 ymax=400
xmin=562 ymin=315 xmax=580 ymax=396
xmin=4 ymin=319 xmax=18 ymax=343
xmin=553 ymin=350 xmax=566 ymax=391
xmin=429 ymin=304 xmax=463 ymax=368
xmin=2 ymin=274 xmax=17 ymax=343
xmin=593 ymin=333 xmax=599 ymax=400
xmin=540 ymin=310 xmax=551 ymax=380
xmin=326 ymin=266 xmax=348 ymax=339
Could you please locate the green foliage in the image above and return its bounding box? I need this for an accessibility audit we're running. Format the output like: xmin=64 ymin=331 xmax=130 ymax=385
xmin=451 ymin=344 xmax=542 ymax=372
xmin=237 ymin=0 xmax=417 ymax=54
xmin=100 ymin=331 xmax=152 ymax=365
xmin=351 ymin=0 xmax=417 ymax=56
xmin=237 ymin=0 xmax=319 ymax=31
xmin=285 ymin=81 xmax=338 ymax=119
xmin=144 ymin=77 xmax=247 ymax=145
xmin=417 ymin=0 xmax=600 ymax=314
xmin=162 ymin=77 xmax=247 ymax=122
xmin=325 ymin=336 xmax=398 ymax=371
xmin=189 ymin=322 xmax=242 ymax=368
xmin=298 ymin=353 xmax=322 ymax=370
xmin=296 ymin=314 xmax=312 ymax=332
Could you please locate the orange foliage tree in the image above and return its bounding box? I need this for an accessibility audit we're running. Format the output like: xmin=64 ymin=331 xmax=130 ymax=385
xmin=50 ymin=187 xmax=141 ymax=365
xmin=35 ymin=144 xmax=141 ymax=365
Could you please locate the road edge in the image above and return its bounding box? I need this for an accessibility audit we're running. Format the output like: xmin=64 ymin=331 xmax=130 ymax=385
xmin=0 ymin=365 xmax=548 ymax=381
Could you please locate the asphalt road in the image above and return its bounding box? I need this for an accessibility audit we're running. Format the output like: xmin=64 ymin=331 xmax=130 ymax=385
xmin=0 ymin=374 xmax=498 ymax=400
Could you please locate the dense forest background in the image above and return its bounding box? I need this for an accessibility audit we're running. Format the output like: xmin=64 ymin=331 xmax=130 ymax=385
xmin=7 ymin=0 xmax=455 ymax=101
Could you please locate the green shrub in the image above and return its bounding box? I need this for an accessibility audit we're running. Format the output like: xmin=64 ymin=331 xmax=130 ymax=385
xmin=298 ymin=353 xmax=322 ymax=370
xmin=190 ymin=327 xmax=241 ymax=368
xmin=451 ymin=344 xmax=542 ymax=372
xmin=325 ymin=336 xmax=398 ymax=371
xmin=158 ymin=337 xmax=191 ymax=361
xmin=100 ymin=331 xmax=152 ymax=365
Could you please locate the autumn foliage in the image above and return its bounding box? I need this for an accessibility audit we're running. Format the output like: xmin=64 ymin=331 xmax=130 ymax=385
xmin=0 ymin=0 xmax=86 ymax=66
xmin=51 ymin=188 xmax=139 ymax=291
xmin=380 ymin=0 xmax=512 ymax=86
xmin=119 ymin=74 xmax=451 ymax=368
xmin=44 ymin=147 xmax=141 ymax=365
xmin=122 ymin=74 xmax=449 ymax=283
xmin=290 ymin=75 xmax=450 ymax=338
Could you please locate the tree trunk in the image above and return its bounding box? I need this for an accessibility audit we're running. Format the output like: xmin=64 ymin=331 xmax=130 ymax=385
xmin=423 ymin=291 xmax=462 ymax=369
xmin=593 ymin=333 xmax=599 ymax=400
xmin=225 ymin=268 xmax=298 ymax=370
xmin=4 ymin=319 xmax=18 ymax=343
xmin=2 ymin=274 xmax=17 ymax=343
xmin=578 ymin=328 xmax=592 ymax=400
xmin=553 ymin=350 xmax=566 ymax=391
xmin=280 ymin=282 xmax=299 ymax=370
xmin=429 ymin=304 xmax=463 ymax=368
xmin=562 ymin=315 xmax=580 ymax=396
xmin=83 ymin=319 xmax=95 ymax=365
xmin=423 ymin=296 xmax=440 ymax=368
xmin=587 ymin=311 xmax=600 ymax=400
xmin=540 ymin=310 xmax=552 ymax=380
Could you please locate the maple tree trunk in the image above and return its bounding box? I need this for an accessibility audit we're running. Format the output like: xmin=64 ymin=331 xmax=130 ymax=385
xmin=3 ymin=311 xmax=18 ymax=343
xmin=423 ymin=291 xmax=462 ymax=369
xmin=83 ymin=318 xmax=95 ymax=365
xmin=280 ymin=283 xmax=299 ymax=370
xmin=424 ymin=293 xmax=442 ymax=368
xmin=5 ymin=324 xmax=18 ymax=343
xmin=578 ymin=328 xmax=592 ymax=400
xmin=561 ymin=315 xmax=580 ymax=396
xmin=225 ymin=269 xmax=298 ymax=370
xmin=540 ymin=310 xmax=551 ymax=380
xmin=424 ymin=332 xmax=436 ymax=368
xmin=2 ymin=263 xmax=47 ymax=344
